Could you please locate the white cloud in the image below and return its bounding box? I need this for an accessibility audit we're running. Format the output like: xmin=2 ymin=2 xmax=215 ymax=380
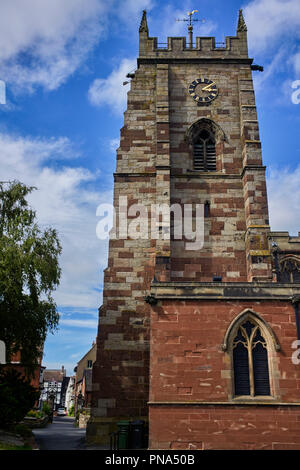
xmin=59 ymin=319 xmax=98 ymax=329
xmin=0 ymin=132 xmax=112 ymax=308
xmin=148 ymin=4 xmax=216 ymax=44
xmin=43 ymin=326 xmax=97 ymax=374
xmin=109 ymin=138 xmax=120 ymax=152
xmin=290 ymin=50 xmax=300 ymax=75
xmin=88 ymin=58 xmax=136 ymax=114
xmin=117 ymin=0 xmax=153 ymax=26
xmin=252 ymin=46 xmax=288 ymax=92
xmin=87 ymin=6 xmax=218 ymax=115
xmin=0 ymin=0 xmax=110 ymax=93
xmin=0 ymin=0 xmax=152 ymax=94
xmin=267 ymin=165 xmax=300 ymax=235
xmin=242 ymin=0 xmax=300 ymax=102
xmin=0 ymin=0 xmax=103 ymax=62
xmin=243 ymin=0 xmax=300 ymax=53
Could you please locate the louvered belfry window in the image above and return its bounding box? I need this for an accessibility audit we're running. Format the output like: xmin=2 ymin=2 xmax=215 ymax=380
xmin=193 ymin=129 xmax=216 ymax=171
xmin=233 ymin=319 xmax=271 ymax=397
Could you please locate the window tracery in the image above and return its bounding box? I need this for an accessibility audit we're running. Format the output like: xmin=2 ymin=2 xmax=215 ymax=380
xmin=278 ymin=258 xmax=300 ymax=283
xmin=233 ymin=318 xmax=271 ymax=397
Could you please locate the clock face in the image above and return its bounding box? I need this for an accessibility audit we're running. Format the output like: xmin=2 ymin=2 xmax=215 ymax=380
xmin=188 ymin=78 xmax=218 ymax=104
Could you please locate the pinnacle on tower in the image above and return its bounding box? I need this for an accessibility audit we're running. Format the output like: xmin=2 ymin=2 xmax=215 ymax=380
xmin=237 ymin=9 xmax=247 ymax=32
xmin=139 ymin=10 xmax=149 ymax=34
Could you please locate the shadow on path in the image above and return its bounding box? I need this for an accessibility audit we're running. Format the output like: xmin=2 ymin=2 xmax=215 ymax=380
xmin=33 ymin=416 xmax=86 ymax=450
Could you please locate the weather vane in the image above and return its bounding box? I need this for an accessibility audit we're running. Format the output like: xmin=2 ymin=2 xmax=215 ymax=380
xmin=176 ymin=10 xmax=205 ymax=49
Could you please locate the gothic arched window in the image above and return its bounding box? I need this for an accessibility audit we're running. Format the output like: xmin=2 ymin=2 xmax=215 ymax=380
xmin=233 ymin=319 xmax=270 ymax=397
xmin=193 ymin=129 xmax=216 ymax=171
xmin=278 ymin=258 xmax=300 ymax=283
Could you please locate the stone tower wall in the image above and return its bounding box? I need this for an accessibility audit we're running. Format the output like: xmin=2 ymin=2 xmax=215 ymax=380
xmin=89 ymin=63 xmax=158 ymax=442
xmin=88 ymin=11 xmax=299 ymax=447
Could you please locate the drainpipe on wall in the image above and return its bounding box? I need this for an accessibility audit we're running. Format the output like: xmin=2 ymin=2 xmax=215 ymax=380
xmin=273 ymin=247 xmax=280 ymax=282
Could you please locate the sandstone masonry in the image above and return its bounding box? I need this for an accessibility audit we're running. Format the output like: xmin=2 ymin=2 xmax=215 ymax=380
xmin=87 ymin=10 xmax=300 ymax=449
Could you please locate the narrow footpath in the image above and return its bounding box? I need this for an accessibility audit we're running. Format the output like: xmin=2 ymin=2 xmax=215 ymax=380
xmin=33 ymin=416 xmax=86 ymax=450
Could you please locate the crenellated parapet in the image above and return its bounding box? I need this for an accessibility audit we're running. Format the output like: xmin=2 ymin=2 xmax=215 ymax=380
xmin=269 ymin=232 xmax=300 ymax=283
xmin=139 ymin=10 xmax=249 ymax=60
xmin=269 ymin=232 xmax=300 ymax=252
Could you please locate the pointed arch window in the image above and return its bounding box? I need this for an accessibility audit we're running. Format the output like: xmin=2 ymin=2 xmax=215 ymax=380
xmin=233 ymin=319 xmax=270 ymax=397
xmin=278 ymin=258 xmax=300 ymax=283
xmin=193 ymin=129 xmax=216 ymax=171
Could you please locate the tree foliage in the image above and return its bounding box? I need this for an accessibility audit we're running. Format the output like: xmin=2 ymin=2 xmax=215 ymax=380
xmin=0 ymin=367 xmax=40 ymax=428
xmin=0 ymin=181 xmax=62 ymax=375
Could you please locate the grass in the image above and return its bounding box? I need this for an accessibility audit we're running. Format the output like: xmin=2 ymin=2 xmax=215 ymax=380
xmin=0 ymin=423 xmax=35 ymax=450
xmin=0 ymin=442 xmax=32 ymax=450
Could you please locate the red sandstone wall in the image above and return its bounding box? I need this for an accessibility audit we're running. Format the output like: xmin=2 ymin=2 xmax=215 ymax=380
xmin=150 ymin=300 xmax=300 ymax=402
xmin=149 ymin=405 xmax=300 ymax=450
xmin=149 ymin=299 xmax=300 ymax=449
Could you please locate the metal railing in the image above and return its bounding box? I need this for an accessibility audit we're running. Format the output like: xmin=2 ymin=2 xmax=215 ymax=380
xmin=154 ymin=41 xmax=227 ymax=50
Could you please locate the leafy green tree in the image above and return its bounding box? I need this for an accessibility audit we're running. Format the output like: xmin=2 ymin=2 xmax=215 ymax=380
xmin=42 ymin=402 xmax=52 ymax=417
xmin=0 ymin=181 xmax=62 ymax=375
xmin=0 ymin=368 xmax=40 ymax=428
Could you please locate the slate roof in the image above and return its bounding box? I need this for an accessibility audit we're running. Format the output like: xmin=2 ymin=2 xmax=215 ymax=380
xmin=44 ymin=369 xmax=65 ymax=383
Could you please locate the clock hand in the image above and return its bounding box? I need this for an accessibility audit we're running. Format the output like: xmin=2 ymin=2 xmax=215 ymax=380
xmin=202 ymin=82 xmax=216 ymax=92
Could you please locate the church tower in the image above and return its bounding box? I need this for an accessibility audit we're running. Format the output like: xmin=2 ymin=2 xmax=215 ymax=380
xmin=88 ymin=10 xmax=300 ymax=449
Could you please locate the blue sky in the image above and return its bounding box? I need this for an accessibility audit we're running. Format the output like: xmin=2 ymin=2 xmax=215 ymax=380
xmin=0 ymin=0 xmax=299 ymax=376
